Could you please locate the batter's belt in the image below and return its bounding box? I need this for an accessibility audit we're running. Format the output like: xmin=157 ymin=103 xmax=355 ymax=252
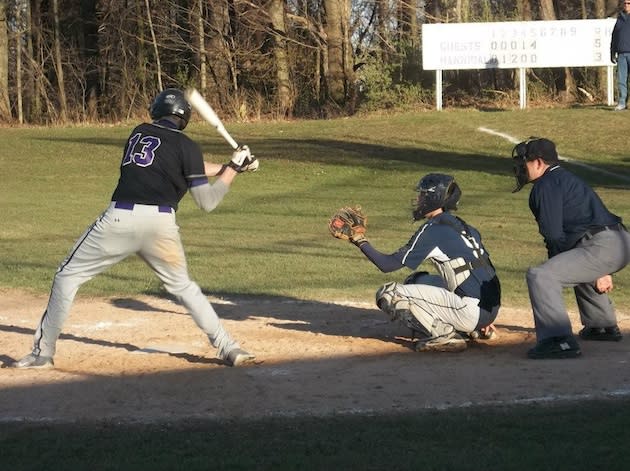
xmin=113 ymin=201 xmax=173 ymax=213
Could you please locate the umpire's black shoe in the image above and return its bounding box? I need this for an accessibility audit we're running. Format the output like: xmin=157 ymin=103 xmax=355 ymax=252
xmin=578 ymin=325 xmax=622 ymax=342
xmin=527 ymin=335 xmax=581 ymax=359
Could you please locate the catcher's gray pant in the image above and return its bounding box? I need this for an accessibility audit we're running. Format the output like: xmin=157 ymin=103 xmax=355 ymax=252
xmin=377 ymin=274 xmax=499 ymax=337
xmin=30 ymin=202 xmax=241 ymax=360
xmin=526 ymin=226 xmax=630 ymax=340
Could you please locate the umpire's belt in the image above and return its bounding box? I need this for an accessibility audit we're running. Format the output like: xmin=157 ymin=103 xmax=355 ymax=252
xmin=114 ymin=201 xmax=173 ymax=213
xmin=581 ymin=223 xmax=626 ymax=242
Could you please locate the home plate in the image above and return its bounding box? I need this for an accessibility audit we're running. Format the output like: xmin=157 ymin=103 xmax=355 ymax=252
xmin=132 ymin=344 xmax=191 ymax=354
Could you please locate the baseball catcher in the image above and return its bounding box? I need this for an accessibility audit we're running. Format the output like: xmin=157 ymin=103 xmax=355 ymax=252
xmin=329 ymin=174 xmax=501 ymax=352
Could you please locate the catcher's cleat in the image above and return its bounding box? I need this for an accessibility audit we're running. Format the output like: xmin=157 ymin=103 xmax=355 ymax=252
xmin=11 ymin=353 xmax=54 ymax=369
xmin=414 ymin=332 xmax=467 ymax=353
xmin=527 ymin=335 xmax=581 ymax=359
xmin=225 ymin=348 xmax=256 ymax=367
xmin=578 ymin=325 xmax=622 ymax=342
xmin=468 ymin=326 xmax=498 ymax=341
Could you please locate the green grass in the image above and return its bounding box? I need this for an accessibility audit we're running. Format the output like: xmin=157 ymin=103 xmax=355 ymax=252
xmin=1 ymin=108 xmax=629 ymax=307
xmin=2 ymin=397 xmax=629 ymax=470
xmin=2 ymin=109 xmax=630 ymax=468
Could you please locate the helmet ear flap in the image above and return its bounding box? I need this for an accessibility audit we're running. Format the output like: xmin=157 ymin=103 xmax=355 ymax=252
xmin=443 ymin=181 xmax=461 ymax=211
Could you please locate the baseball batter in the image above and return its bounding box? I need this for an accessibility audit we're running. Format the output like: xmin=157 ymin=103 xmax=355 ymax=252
xmin=12 ymin=88 xmax=257 ymax=369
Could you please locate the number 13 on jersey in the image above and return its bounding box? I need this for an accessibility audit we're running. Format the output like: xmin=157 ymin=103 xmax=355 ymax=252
xmin=122 ymin=133 xmax=162 ymax=167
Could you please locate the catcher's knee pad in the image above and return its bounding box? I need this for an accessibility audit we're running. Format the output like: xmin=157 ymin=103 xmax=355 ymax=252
xmin=375 ymin=282 xmax=452 ymax=338
xmin=375 ymin=282 xmax=412 ymax=321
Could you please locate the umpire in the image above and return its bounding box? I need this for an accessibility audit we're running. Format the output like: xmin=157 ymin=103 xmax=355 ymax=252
xmin=511 ymin=137 xmax=630 ymax=359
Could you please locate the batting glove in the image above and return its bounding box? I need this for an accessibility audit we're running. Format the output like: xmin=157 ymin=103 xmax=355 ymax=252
xmin=227 ymin=145 xmax=256 ymax=173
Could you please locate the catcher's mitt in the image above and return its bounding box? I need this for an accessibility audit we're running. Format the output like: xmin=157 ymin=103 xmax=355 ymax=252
xmin=328 ymin=206 xmax=368 ymax=246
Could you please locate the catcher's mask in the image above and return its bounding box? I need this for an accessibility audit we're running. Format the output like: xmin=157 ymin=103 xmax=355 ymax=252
xmin=412 ymin=173 xmax=461 ymax=221
xmin=511 ymin=137 xmax=559 ymax=193
xmin=149 ymin=88 xmax=192 ymax=130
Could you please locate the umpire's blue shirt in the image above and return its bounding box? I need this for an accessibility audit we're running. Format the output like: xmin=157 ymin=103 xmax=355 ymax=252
xmin=529 ymin=165 xmax=621 ymax=258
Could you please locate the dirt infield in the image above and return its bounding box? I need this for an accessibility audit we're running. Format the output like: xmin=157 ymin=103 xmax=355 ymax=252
xmin=2 ymin=288 xmax=630 ymax=423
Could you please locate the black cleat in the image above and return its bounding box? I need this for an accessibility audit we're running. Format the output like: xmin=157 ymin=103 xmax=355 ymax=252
xmin=578 ymin=325 xmax=622 ymax=342
xmin=527 ymin=336 xmax=581 ymax=359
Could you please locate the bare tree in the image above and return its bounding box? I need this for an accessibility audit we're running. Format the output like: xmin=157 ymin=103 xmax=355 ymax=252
xmin=144 ymin=0 xmax=163 ymax=91
xmin=51 ymin=0 xmax=67 ymax=120
xmin=16 ymin=0 xmax=22 ymax=123
xmin=323 ymin=0 xmax=353 ymax=107
xmin=194 ymin=0 xmax=207 ymax=93
xmin=269 ymin=0 xmax=293 ymax=117
xmin=539 ymin=0 xmax=576 ymax=101
xmin=0 ymin=0 xmax=10 ymax=120
xmin=207 ymin=0 xmax=233 ymax=110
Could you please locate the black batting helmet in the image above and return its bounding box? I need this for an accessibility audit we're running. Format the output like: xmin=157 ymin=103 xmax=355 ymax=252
xmin=412 ymin=173 xmax=461 ymax=221
xmin=149 ymin=88 xmax=192 ymax=130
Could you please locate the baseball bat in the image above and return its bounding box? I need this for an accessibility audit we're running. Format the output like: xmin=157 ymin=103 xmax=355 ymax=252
xmin=185 ymin=88 xmax=239 ymax=149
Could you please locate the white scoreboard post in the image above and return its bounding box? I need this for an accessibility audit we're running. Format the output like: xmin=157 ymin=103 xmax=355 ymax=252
xmin=421 ymin=19 xmax=617 ymax=110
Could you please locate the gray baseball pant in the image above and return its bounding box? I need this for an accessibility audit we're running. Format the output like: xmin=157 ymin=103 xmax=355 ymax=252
xmin=31 ymin=203 xmax=240 ymax=360
xmin=526 ymin=227 xmax=630 ymax=340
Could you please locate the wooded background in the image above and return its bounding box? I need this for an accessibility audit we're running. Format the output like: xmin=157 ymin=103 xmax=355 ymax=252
xmin=0 ymin=0 xmax=622 ymax=124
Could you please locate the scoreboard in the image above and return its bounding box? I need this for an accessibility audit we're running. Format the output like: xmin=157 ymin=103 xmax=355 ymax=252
xmin=422 ymin=19 xmax=616 ymax=70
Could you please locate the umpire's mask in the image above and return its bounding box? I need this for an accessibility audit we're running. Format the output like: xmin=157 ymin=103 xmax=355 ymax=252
xmin=511 ymin=137 xmax=559 ymax=193
xmin=511 ymin=141 xmax=531 ymax=193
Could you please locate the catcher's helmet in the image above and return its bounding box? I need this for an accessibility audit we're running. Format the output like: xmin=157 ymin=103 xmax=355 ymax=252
xmin=511 ymin=137 xmax=558 ymax=193
xmin=412 ymin=173 xmax=461 ymax=221
xmin=149 ymin=88 xmax=192 ymax=130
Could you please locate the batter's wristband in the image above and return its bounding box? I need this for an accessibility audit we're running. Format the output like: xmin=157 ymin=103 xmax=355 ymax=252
xmin=216 ymin=164 xmax=228 ymax=176
xmin=227 ymin=160 xmax=245 ymax=173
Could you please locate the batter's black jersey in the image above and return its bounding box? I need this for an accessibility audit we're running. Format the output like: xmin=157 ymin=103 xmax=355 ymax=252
xmin=111 ymin=120 xmax=208 ymax=210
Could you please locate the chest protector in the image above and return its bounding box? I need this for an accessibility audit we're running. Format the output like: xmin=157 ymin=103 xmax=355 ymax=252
xmin=430 ymin=216 xmax=493 ymax=292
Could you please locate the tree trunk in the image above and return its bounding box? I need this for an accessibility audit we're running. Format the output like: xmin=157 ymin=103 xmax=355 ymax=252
xmin=196 ymin=0 xmax=207 ymax=93
xmin=16 ymin=2 xmax=23 ymax=123
xmin=375 ymin=0 xmax=388 ymax=63
xmin=539 ymin=0 xmax=576 ymax=101
xmin=0 ymin=0 xmax=11 ymax=120
xmin=135 ymin=0 xmax=147 ymax=99
xmin=52 ymin=0 xmax=68 ymax=121
xmin=324 ymin=0 xmax=346 ymax=105
xmin=144 ymin=0 xmax=163 ymax=91
xmin=30 ymin=0 xmax=46 ymax=121
xmin=341 ymin=0 xmax=353 ymax=98
xmin=519 ymin=0 xmax=533 ymax=20
xmin=25 ymin=0 xmax=36 ymax=121
xmin=268 ymin=0 xmax=293 ymax=117
xmin=80 ymin=0 xmax=99 ymax=120
xmin=208 ymin=0 xmax=232 ymax=110
xmin=398 ymin=0 xmax=419 ymax=83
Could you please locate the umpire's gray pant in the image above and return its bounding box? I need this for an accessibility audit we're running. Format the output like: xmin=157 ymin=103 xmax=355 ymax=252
xmin=526 ymin=227 xmax=630 ymax=340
